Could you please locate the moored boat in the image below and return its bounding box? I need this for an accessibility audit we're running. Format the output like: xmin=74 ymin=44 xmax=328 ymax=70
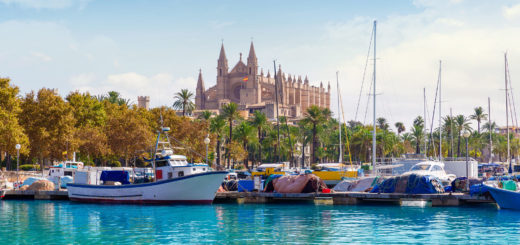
xmin=67 ymin=127 xmax=227 ymax=204
xmin=485 ymin=182 xmax=520 ymax=210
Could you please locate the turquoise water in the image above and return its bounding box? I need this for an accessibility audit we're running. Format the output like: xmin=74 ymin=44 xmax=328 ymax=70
xmin=1 ymin=201 xmax=520 ymax=244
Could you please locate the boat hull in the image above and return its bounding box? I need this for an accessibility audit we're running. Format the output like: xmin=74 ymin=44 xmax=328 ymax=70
xmin=67 ymin=171 xmax=227 ymax=204
xmin=486 ymin=185 xmax=520 ymax=210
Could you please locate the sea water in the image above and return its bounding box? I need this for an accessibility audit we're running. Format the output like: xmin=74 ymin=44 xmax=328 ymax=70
xmin=1 ymin=200 xmax=519 ymax=244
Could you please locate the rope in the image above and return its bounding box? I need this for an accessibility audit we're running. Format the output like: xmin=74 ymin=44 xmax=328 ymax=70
xmin=354 ymin=27 xmax=374 ymax=121
xmin=339 ymin=88 xmax=353 ymax=166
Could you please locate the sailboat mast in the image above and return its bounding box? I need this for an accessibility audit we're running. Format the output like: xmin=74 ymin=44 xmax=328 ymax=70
xmin=424 ymin=87 xmax=427 ymax=157
xmin=489 ymin=97 xmax=492 ymax=163
xmin=372 ymin=20 xmax=377 ymax=171
xmin=505 ymin=53 xmax=511 ymax=173
xmin=273 ymin=60 xmax=281 ymax=163
xmin=337 ymin=71 xmax=343 ymax=163
xmin=438 ymin=60 xmax=442 ymax=161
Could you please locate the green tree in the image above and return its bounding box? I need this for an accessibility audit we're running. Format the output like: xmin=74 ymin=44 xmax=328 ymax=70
xmin=233 ymin=121 xmax=256 ymax=169
xmin=470 ymin=106 xmax=488 ymax=134
xmin=198 ymin=110 xmax=213 ymax=121
xmin=395 ymin=122 xmax=405 ymax=137
xmin=210 ymin=116 xmax=226 ymax=169
xmin=97 ymin=91 xmax=130 ymax=106
xmin=172 ymin=89 xmax=195 ymax=117
xmin=249 ymin=111 xmax=268 ymax=165
xmin=302 ymin=105 xmax=328 ymax=164
xmin=221 ymin=102 xmax=241 ymax=167
xmin=455 ymin=115 xmax=472 ymax=157
xmin=411 ymin=116 xmax=425 ymax=154
xmin=19 ymin=88 xmax=76 ymax=168
xmin=0 ymin=78 xmax=29 ymax=168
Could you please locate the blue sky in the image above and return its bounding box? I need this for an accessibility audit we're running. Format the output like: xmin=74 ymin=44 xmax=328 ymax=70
xmin=2 ymin=0 xmax=520 ymax=129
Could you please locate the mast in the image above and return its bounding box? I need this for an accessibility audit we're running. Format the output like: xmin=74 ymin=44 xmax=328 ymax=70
xmin=372 ymin=20 xmax=377 ymax=172
xmin=450 ymin=108 xmax=454 ymax=158
xmin=337 ymin=71 xmax=343 ymax=163
xmin=274 ymin=61 xmax=281 ymax=163
xmin=424 ymin=87 xmax=427 ymax=157
xmin=438 ymin=60 xmax=442 ymax=161
xmin=489 ymin=97 xmax=492 ymax=163
xmin=505 ymin=53 xmax=511 ymax=173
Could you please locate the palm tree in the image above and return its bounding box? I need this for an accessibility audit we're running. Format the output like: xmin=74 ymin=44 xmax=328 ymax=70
xmin=97 ymin=91 xmax=130 ymax=106
xmin=233 ymin=121 xmax=256 ymax=169
xmin=377 ymin=117 xmax=389 ymax=131
xmin=395 ymin=122 xmax=405 ymax=137
xmin=455 ymin=115 xmax=472 ymax=157
xmin=250 ymin=111 xmax=268 ymax=165
xmin=221 ymin=102 xmax=241 ymax=167
xmin=411 ymin=116 xmax=425 ymax=154
xmin=172 ymin=89 xmax=195 ymax=117
xmin=210 ymin=115 xmax=226 ymax=169
xmin=198 ymin=110 xmax=213 ymax=121
xmin=443 ymin=115 xmax=456 ymax=157
xmin=470 ymin=106 xmax=488 ymax=134
xmin=301 ymin=105 xmax=326 ymax=164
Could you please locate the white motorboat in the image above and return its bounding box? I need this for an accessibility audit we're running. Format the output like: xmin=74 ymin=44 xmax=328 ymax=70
xmin=403 ymin=161 xmax=456 ymax=185
xmin=67 ymin=127 xmax=227 ymax=204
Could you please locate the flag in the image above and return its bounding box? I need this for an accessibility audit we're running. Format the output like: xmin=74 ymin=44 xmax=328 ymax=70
xmin=243 ymin=76 xmax=248 ymax=82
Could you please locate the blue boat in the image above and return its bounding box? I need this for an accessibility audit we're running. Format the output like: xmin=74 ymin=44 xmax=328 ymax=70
xmin=485 ymin=183 xmax=520 ymax=210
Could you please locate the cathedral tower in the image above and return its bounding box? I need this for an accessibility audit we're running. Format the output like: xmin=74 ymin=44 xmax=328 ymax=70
xmin=195 ymin=69 xmax=205 ymax=109
xmin=217 ymin=43 xmax=228 ymax=99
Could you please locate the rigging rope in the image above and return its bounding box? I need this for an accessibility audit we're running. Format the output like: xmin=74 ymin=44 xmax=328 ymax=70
xmin=354 ymin=27 xmax=374 ymax=122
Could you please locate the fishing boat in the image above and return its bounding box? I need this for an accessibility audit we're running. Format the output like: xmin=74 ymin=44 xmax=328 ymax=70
xmin=485 ymin=181 xmax=520 ymax=210
xmin=67 ymin=127 xmax=227 ymax=204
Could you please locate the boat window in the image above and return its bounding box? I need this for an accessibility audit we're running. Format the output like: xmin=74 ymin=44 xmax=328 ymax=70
xmin=168 ymin=172 xmax=173 ymax=179
xmin=156 ymin=160 xmax=168 ymax=167
xmin=203 ymin=168 xmax=206 ymax=171
xmin=432 ymin=165 xmax=443 ymax=171
xmin=64 ymin=171 xmax=73 ymax=176
xmin=193 ymin=168 xmax=196 ymax=171
xmin=410 ymin=165 xmax=430 ymax=171
xmin=178 ymin=171 xmax=184 ymax=177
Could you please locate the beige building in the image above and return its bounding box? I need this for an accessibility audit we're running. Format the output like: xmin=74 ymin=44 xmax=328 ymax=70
xmin=195 ymin=42 xmax=330 ymax=119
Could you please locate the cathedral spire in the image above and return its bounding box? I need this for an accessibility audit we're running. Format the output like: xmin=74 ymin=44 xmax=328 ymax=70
xmin=248 ymin=41 xmax=257 ymax=60
xmin=219 ymin=43 xmax=227 ymax=61
xmin=197 ymin=69 xmax=205 ymax=91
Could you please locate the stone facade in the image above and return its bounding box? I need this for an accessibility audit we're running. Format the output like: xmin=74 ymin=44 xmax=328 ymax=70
xmin=137 ymin=96 xmax=150 ymax=110
xmin=195 ymin=42 xmax=330 ymax=119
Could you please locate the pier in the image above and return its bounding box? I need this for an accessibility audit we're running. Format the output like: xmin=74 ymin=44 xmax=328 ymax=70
xmin=0 ymin=189 xmax=495 ymax=206
xmin=214 ymin=192 xmax=494 ymax=206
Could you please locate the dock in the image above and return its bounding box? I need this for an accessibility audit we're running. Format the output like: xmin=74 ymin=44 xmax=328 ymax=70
xmin=214 ymin=191 xmax=495 ymax=206
xmin=0 ymin=190 xmax=495 ymax=206
xmin=1 ymin=190 xmax=69 ymax=200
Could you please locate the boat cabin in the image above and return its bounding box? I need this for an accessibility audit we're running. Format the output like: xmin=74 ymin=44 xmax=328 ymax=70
xmin=49 ymin=161 xmax=84 ymax=178
xmin=155 ymin=155 xmax=209 ymax=181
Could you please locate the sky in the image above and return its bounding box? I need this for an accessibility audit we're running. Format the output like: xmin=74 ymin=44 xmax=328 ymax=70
xmin=2 ymin=0 xmax=520 ymax=131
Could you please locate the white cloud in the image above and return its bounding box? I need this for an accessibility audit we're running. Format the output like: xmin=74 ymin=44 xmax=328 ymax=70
xmin=30 ymin=52 xmax=52 ymax=62
xmin=503 ymin=4 xmax=520 ymax=20
xmin=0 ymin=0 xmax=90 ymax=9
xmin=74 ymin=72 xmax=197 ymax=107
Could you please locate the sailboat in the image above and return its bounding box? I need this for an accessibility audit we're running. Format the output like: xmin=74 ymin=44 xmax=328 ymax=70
xmin=485 ymin=52 xmax=520 ymax=210
xmin=67 ymin=127 xmax=228 ymax=204
xmin=312 ymin=71 xmax=360 ymax=186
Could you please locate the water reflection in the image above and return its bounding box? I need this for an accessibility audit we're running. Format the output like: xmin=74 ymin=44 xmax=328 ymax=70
xmin=1 ymin=201 xmax=520 ymax=244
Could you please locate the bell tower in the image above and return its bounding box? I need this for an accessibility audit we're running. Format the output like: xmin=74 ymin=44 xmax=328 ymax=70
xmin=217 ymin=43 xmax=228 ymax=99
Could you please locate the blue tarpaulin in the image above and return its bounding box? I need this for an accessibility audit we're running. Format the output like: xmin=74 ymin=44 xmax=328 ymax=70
xmin=100 ymin=171 xmax=130 ymax=185
xmin=371 ymin=174 xmax=444 ymax=194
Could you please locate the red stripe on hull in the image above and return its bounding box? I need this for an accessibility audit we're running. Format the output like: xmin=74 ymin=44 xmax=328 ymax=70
xmin=69 ymin=197 xmax=213 ymax=205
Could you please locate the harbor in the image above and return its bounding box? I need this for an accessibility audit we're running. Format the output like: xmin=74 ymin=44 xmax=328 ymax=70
xmin=3 ymin=1 xmax=520 ymax=244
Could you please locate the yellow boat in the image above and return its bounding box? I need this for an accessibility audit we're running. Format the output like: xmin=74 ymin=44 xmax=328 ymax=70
xmin=312 ymin=163 xmax=360 ymax=186
xmin=250 ymin=163 xmax=289 ymax=178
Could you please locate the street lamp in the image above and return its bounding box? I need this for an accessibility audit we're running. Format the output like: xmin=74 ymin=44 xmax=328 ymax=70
xmin=463 ymin=131 xmax=471 ymax=191
xmin=15 ymin=144 xmax=21 ymax=188
xmin=204 ymin=135 xmax=210 ymax=166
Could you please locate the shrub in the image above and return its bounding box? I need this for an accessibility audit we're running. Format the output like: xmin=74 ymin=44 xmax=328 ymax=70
xmin=20 ymin=164 xmax=41 ymax=171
